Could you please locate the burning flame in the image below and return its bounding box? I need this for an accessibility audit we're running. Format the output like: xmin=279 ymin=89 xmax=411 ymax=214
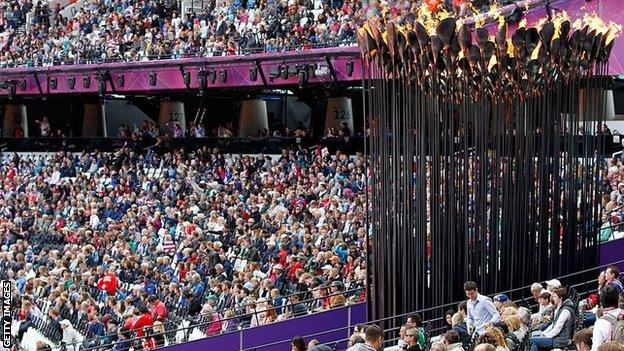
xmin=518 ymin=18 xmax=527 ymax=28
xmin=488 ymin=55 xmax=498 ymax=71
xmin=573 ymin=12 xmax=623 ymax=44
xmin=551 ymin=11 xmax=571 ymax=41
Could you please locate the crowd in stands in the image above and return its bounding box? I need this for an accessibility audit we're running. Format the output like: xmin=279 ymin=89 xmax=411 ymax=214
xmin=599 ymin=155 xmax=624 ymax=243
xmin=3 ymin=143 xmax=368 ymax=350
xmin=0 ymin=0 xmax=519 ymax=67
xmin=332 ymin=273 xmax=623 ymax=351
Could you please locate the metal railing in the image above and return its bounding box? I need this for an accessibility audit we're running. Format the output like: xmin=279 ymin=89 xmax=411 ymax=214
xmin=0 ymin=40 xmax=358 ymax=69
xmin=237 ymin=258 xmax=624 ymax=351
xmin=37 ymin=259 xmax=624 ymax=351
xmin=0 ymin=136 xmax=364 ymax=153
xmin=49 ymin=285 xmax=365 ymax=351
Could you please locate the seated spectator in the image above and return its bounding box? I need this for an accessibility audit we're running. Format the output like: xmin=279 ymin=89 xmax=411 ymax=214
xmin=292 ymin=336 xmax=307 ymax=351
xmin=592 ymin=285 xmax=622 ymax=351
xmin=477 ymin=327 xmax=510 ymax=351
xmin=347 ymin=324 xmax=384 ymax=351
xmin=445 ymin=309 xmax=456 ymax=332
xmin=529 ymin=287 xmax=575 ymax=351
xmin=598 ymin=342 xmax=624 ymax=351
xmin=494 ymin=295 xmax=510 ymax=312
xmin=452 ymin=312 xmax=471 ymax=349
xmin=575 ymin=329 xmax=594 ymax=351
xmin=605 ymin=266 xmax=623 ymax=293
xmin=112 ymin=328 xmax=132 ymax=351
xmin=444 ymin=330 xmax=465 ymax=351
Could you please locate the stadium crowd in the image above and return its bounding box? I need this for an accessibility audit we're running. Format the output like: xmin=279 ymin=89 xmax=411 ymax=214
xmin=0 ymin=0 xmax=514 ymax=67
xmin=338 ymin=276 xmax=624 ymax=351
xmin=2 ymin=143 xmax=368 ymax=350
xmin=599 ymin=153 xmax=624 ymax=242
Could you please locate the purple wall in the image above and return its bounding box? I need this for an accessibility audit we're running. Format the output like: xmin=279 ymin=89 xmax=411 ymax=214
xmin=161 ymin=303 xmax=367 ymax=351
xmin=600 ymin=237 xmax=624 ymax=272
xmin=0 ymin=47 xmax=361 ymax=96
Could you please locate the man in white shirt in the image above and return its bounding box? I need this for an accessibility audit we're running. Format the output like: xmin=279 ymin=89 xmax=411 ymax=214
xmin=592 ymin=285 xmax=622 ymax=351
xmin=464 ymin=281 xmax=500 ymax=336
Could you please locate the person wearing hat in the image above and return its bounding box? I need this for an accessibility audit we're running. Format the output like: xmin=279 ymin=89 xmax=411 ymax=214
xmin=60 ymin=319 xmax=84 ymax=351
xmin=273 ymin=263 xmax=287 ymax=293
xmin=493 ymin=294 xmax=509 ymax=312
xmin=545 ymin=279 xmax=561 ymax=292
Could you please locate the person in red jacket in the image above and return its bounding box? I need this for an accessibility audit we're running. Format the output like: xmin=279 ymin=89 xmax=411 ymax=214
xmin=147 ymin=295 xmax=167 ymax=321
xmin=287 ymin=255 xmax=303 ymax=281
xmin=97 ymin=268 xmax=118 ymax=296
xmin=132 ymin=306 xmax=154 ymax=338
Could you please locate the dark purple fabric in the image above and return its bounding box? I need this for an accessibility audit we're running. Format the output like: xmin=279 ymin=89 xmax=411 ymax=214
xmin=600 ymin=237 xmax=624 ymax=272
xmin=160 ymin=303 xmax=367 ymax=351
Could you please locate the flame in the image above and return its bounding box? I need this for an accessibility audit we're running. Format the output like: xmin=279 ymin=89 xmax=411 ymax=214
xmin=474 ymin=14 xmax=486 ymax=28
xmin=488 ymin=55 xmax=497 ymax=71
xmin=530 ymin=41 xmax=542 ymax=61
xmin=518 ymin=18 xmax=527 ymax=28
xmin=567 ymin=12 xmax=623 ymax=44
xmin=506 ymin=38 xmax=514 ymax=57
xmin=605 ymin=21 xmax=623 ymax=44
xmin=551 ymin=11 xmax=570 ymax=40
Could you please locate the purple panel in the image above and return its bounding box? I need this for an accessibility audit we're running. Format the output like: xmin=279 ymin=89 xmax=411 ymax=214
xmin=0 ymin=47 xmax=362 ymax=96
xmin=157 ymin=303 xmax=367 ymax=351
xmin=161 ymin=330 xmax=240 ymax=351
xmin=600 ymin=238 xmax=624 ymax=272
xmin=243 ymin=308 xmax=348 ymax=351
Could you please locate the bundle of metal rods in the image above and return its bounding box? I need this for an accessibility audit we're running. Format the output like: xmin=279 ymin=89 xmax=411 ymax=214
xmin=358 ymin=17 xmax=617 ymax=322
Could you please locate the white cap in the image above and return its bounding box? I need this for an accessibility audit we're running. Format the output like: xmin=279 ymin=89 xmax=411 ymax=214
xmin=60 ymin=320 xmax=72 ymax=328
xmin=545 ymin=279 xmax=561 ymax=288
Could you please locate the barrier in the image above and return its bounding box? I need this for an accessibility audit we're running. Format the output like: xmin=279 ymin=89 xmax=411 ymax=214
xmin=158 ymin=303 xmax=366 ymax=351
xmin=0 ymin=47 xmax=362 ymax=96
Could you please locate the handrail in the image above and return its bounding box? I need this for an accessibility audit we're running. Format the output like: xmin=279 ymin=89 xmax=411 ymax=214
xmin=53 ymin=285 xmax=365 ymax=350
xmin=131 ymin=278 xmax=366 ymax=332
xmin=52 ymin=259 xmax=624 ymax=351
xmin=0 ymin=40 xmax=358 ymax=69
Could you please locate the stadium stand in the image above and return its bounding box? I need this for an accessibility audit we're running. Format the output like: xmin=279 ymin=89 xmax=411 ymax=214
xmin=0 ymin=0 xmax=518 ymax=67
xmin=2 ymin=144 xmax=367 ymax=350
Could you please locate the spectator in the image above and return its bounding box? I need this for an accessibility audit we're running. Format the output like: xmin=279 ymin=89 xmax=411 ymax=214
xmin=575 ymin=329 xmax=594 ymax=351
xmin=60 ymin=319 xmax=84 ymax=351
xmin=400 ymin=327 xmax=420 ymax=351
xmin=465 ymin=281 xmax=501 ymax=336
xmin=605 ymin=266 xmax=623 ymax=293
xmin=147 ymin=295 xmax=167 ymax=321
xmin=598 ymin=342 xmax=624 ymax=351
xmin=592 ymin=285 xmax=622 ymax=351
xmin=531 ymin=283 xmax=544 ymax=303
xmin=493 ymin=295 xmax=510 ymax=313
xmin=112 ymin=328 xmax=132 ymax=351
xmin=292 ymin=336 xmax=308 ymax=351
xmin=444 ymin=330 xmax=464 ymax=351
xmin=476 ymin=327 xmax=509 ymax=351
xmin=529 ymin=287 xmax=575 ymax=351
xmin=347 ymin=324 xmax=384 ymax=351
